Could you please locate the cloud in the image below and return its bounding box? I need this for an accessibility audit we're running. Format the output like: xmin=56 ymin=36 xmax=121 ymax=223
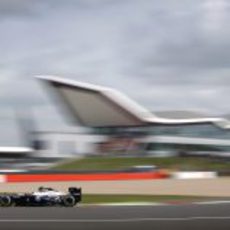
xmin=0 ymin=0 xmax=43 ymax=18
xmin=202 ymin=0 xmax=230 ymax=33
xmin=0 ymin=0 xmax=127 ymax=19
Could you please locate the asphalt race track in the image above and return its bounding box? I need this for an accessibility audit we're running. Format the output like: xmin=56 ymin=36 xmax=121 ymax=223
xmin=0 ymin=203 xmax=229 ymax=230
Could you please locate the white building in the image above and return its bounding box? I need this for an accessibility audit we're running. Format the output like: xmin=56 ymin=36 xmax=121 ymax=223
xmin=36 ymin=75 xmax=230 ymax=158
xmin=34 ymin=127 xmax=107 ymax=158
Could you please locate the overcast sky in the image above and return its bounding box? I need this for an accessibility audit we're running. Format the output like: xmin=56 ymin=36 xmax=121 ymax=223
xmin=1 ymin=0 xmax=230 ymax=145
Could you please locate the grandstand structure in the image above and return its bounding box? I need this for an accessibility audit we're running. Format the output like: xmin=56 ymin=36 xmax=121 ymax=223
xmin=37 ymin=76 xmax=230 ymax=157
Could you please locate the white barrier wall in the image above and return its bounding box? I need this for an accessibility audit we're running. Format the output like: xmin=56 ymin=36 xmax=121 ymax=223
xmin=0 ymin=175 xmax=6 ymax=183
xmin=172 ymin=171 xmax=217 ymax=179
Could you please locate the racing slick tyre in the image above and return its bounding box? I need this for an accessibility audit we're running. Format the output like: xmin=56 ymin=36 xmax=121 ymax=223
xmin=0 ymin=195 xmax=14 ymax=207
xmin=62 ymin=195 xmax=76 ymax=207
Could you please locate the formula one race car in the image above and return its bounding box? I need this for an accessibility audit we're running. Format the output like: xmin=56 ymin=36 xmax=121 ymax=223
xmin=0 ymin=187 xmax=81 ymax=207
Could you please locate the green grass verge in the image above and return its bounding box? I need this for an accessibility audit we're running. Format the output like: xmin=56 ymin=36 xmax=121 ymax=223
xmin=82 ymin=194 xmax=225 ymax=204
xmin=52 ymin=156 xmax=230 ymax=171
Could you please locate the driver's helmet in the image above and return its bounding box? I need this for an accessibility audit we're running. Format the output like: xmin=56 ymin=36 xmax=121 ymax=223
xmin=38 ymin=186 xmax=46 ymax=192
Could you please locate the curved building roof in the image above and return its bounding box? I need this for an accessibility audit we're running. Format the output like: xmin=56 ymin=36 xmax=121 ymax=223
xmin=37 ymin=76 xmax=154 ymax=127
xmin=37 ymin=76 xmax=230 ymax=129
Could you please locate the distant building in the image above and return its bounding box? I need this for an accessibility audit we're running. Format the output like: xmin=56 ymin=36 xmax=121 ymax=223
xmin=34 ymin=127 xmax=106 ymax=158
xmin=37 ymin=76 xmax=230 ymax=158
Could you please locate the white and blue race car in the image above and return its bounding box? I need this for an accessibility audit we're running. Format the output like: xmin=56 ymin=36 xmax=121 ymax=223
xmin=0 ymin=187 xmax=82 ymax=207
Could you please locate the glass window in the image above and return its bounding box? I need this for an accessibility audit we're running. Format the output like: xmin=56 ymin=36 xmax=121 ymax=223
xmin=149 ymin=123 xmax=230 ymax=140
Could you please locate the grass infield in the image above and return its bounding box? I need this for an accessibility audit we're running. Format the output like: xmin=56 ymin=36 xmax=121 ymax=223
xmin=81 ymin=194 xmax=226 ymax=204
xmin=53 ymin=156 xmax=230 ymax=171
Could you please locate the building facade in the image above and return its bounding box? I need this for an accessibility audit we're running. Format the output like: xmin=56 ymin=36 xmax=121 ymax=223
xmin=37 ymin=76 xmax=230 ymax=158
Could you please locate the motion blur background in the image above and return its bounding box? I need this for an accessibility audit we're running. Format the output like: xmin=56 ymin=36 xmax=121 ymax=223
xmin=0 ymin=0 xmax=230 ymax=172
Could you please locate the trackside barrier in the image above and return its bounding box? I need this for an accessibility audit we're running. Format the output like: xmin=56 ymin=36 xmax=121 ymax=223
xmin=2 ymin=171 xmax=169 ymax=183
xmin=172 ymin=171 xmax=217 ymax=179
xmin=0 ymin=175 xmax=6 ymax=183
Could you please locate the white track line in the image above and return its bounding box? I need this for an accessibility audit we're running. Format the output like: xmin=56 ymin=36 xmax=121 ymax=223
xmin=81 ymin=200 xmax=230 ymax=207
xmin=83 ymin=202 xmax=166 ymax=206
xmin=196 ymin=201 xmax=230 ymax=205
xmin=0 ymin=217 xmax=229 ymax=222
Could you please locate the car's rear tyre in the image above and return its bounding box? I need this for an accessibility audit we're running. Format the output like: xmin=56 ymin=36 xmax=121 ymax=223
xmin=0 ymin=195 xmax=13 ymax=207
xmin=62 ymin=195 xmax=76 ymax=207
